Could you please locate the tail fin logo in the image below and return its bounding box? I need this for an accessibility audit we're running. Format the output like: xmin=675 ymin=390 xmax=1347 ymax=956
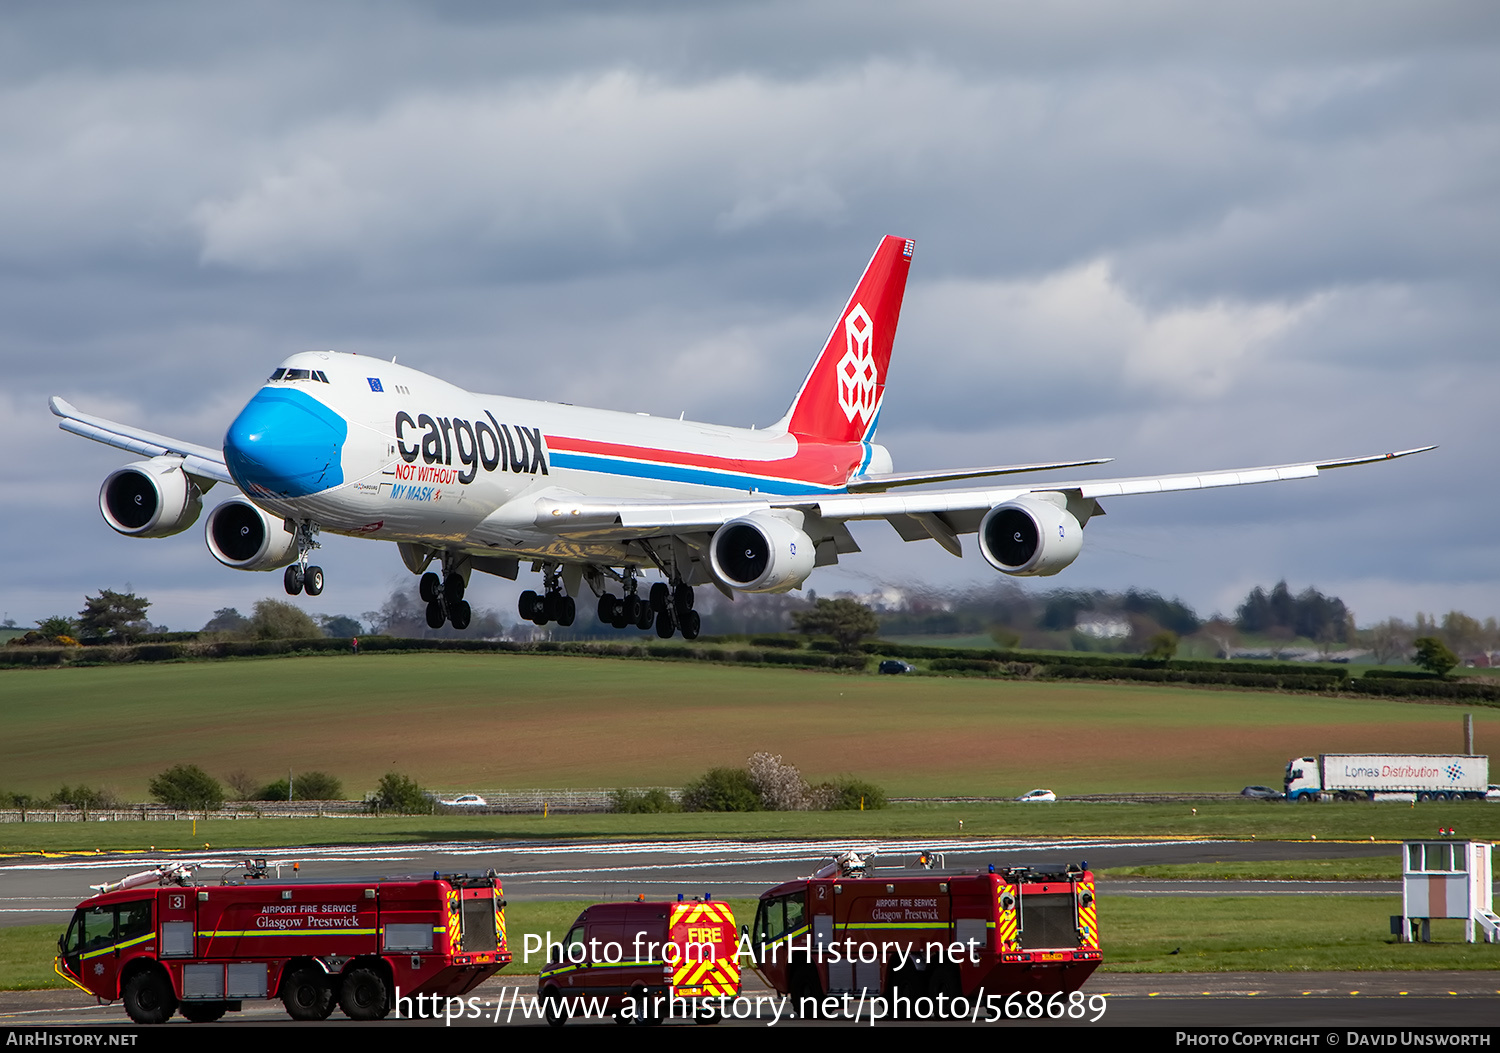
xmin=837 ymin=304 xmax=878 ymax=424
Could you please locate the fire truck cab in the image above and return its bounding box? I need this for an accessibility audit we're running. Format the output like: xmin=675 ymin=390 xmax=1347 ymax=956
xmin=56 ymin=861 xmax=510 ymax=1024
xmin=750 ymin=851 xmax=1099 ymax=1005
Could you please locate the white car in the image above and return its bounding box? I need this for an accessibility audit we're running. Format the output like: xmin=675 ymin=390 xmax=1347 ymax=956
xmin=443 ymin=794 xmax=488 ymax=807
xmin=1016 ymin=789 xmax=1057 ymax=803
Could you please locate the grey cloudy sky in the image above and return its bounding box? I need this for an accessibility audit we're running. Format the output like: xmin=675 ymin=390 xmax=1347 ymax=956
xmin=3 ymin=1 xmax=1495 ymax=631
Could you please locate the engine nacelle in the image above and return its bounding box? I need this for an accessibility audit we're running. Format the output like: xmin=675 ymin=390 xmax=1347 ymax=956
xmin=709 ymin=512 xmax=817 ymax=593
xmin=99 ymin=458 xmax=204 ymax=538
xmin=205 ymin=498 xmax=299 ymax=571
xmin=978 ymin=494 xmax=1083 ymax=577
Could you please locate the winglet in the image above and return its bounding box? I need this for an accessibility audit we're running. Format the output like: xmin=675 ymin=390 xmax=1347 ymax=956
xmin=1314 ymin=445 xmax=1437 ymax=471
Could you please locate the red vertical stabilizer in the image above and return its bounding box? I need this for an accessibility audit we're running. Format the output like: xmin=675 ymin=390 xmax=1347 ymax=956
xmin=779 ymin=235 xmax=913 ymax=443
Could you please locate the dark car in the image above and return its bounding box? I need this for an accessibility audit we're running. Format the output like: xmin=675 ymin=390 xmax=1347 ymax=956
xmin=878 ymin=660 xmax=914 ymax=674
xmin=1240 ymin=785 xmax=1284 ymax=800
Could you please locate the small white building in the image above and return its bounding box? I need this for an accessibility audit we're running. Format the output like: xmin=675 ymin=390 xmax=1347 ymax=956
xmin=1398 ymin=840 xmax=1498 ymax=943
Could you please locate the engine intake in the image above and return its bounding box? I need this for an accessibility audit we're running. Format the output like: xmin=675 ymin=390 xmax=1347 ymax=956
xmin=205 ymin=499 xmax=299 ymax=571
xmin=99 ymin=458 xmax=204 ymax=538
xmin=709 ymin=512 xmax=816 ymax=593
xmin=978 ymin=495 xmax=1083 ymax=577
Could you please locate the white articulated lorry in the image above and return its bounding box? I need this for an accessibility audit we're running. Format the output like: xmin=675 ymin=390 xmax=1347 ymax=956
xmin=1284 ymin=754 xmax=1489 ymax=802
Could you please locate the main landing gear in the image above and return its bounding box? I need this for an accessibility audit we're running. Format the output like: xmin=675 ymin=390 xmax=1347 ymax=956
xmin=420 ymin=563 xmax=472 ymax=630
xmin=282 ymin=521 xmax=323 ymax=597
xmin=519 ymin=565 xmax=576 ymax=627
xmin=596 ymin=579 xmax=699 ymax=639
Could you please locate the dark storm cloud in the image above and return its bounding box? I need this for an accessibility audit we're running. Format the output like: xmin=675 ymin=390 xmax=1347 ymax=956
xmin=2 ymin=1 xmax=1494 ymax=629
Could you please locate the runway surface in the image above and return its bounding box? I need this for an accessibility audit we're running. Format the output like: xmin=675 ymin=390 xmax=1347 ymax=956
xmin=0 ymin=835 xmax=1398 ymax=925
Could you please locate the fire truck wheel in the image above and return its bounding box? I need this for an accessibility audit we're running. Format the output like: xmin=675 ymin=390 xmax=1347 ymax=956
xmin=789 ymin=965 xmax=822 ymax=1003
xmin=339 ymin=967 xmax=391 ymax=1021
xmin=179 ymin=1001 xmax=228 ymax=1023
xmin=122 ymin=970 xmax=178 ymax=1025
xmin=929 ymin=966 xmax=963 ymax=1018
xmin=628 ymin=988 xmax=663 ymax=1026
xmin=542 ymin=988 xmax=568 ymax=1027
xmin=282 ymin=969 xmax=334 ymax=1021
xmin=888 ymin=965 xmax=927 ymax=1019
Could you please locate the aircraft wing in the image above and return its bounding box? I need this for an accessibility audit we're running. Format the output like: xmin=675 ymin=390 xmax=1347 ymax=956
xmin=523 ymin=446 xmax=1436 ymax=555
xmin=49 ymin=397 xmax=234 ymax=485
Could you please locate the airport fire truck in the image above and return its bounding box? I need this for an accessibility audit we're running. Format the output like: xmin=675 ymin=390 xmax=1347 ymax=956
xmin=750 ymin=851 xmax=1100 ymax=1006
xmin=56 ymin=860 xmax=510 ymax=1024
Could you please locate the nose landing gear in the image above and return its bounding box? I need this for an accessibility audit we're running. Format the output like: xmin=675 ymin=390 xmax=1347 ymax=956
xmin=282 ymin=521 xmax=324 ymax=597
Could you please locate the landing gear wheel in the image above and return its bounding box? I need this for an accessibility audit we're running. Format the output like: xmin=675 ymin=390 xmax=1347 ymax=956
xmin=426 ymin=600 xmax=446 ymax=629
xmin=557 ymin=596 xmax=576 ymax=627
xmin=180 ymin=1001 xmax=228 ymax=1023
xmin=673 ymin=583 xmax=695 ymax=614
xmin=282 ymin=968 xmax=334 ymax=1021
xmin=623 ymin=595 xmax=642 ymax=624
xmin=303 ymin=565 xmax=324 ymax=597
xmin=444 ymin=574 xmax=465 ymax=602
xmin=598 ymin=594 xmax=617 ymax=623
xmin=339 ymin=967 xmax=390 ymax=1021
xmin=649 ymin=582 xmax=670 ymax=612
xmin=519 ymin=591 xmax=539 ymax=621
xmin=123 ymin=969 xmax=178 ymax=1025
xmin=655 ymin=609 xmax=676 ymax=639
xmin=636 ymin=602 xmax=655 ymax=631
xmin=283 ymin=565 xmax=304 ymax=596
xmin=449 ymin=601 xmax=472 ymax=631
xmin=543 ymin=593 xmax=559 ymax=622
xmin=420 ymin=572 xmax=441 ymax=603
xmin=681 ymin=609 xmax=701 ymax=640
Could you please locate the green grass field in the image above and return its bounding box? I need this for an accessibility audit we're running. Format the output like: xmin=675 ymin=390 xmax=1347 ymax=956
xmin=7 ymin=894 xmax=1494 ymax=991
xmin=3 ymin=652 xmax=1494 ymax=801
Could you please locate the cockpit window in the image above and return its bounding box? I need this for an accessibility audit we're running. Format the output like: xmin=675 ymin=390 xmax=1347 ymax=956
xmin=271 ymin=366 xmax=331 ymax=383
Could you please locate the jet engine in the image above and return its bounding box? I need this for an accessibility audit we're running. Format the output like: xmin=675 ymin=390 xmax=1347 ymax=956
xmin=205 ymin=498 xmax=299 ymax=571
xmin=709 ymin=512 xmax=816 ymax=593
xmin=99 ymin=458 xmax=204 ymax=538
xmin=977 ymin=494 xmax=1083 ymax=577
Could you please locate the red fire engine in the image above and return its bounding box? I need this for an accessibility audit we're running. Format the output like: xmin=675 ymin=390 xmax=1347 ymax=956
xmin=55 ymin=859 xmax=510 ymax=1024
xmin=750 ymin=851 xmax=1099 ymax=1006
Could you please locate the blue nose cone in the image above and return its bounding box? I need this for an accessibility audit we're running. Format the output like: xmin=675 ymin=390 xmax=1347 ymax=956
xmin=224 ymin=387 xmax=347 ymax=498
